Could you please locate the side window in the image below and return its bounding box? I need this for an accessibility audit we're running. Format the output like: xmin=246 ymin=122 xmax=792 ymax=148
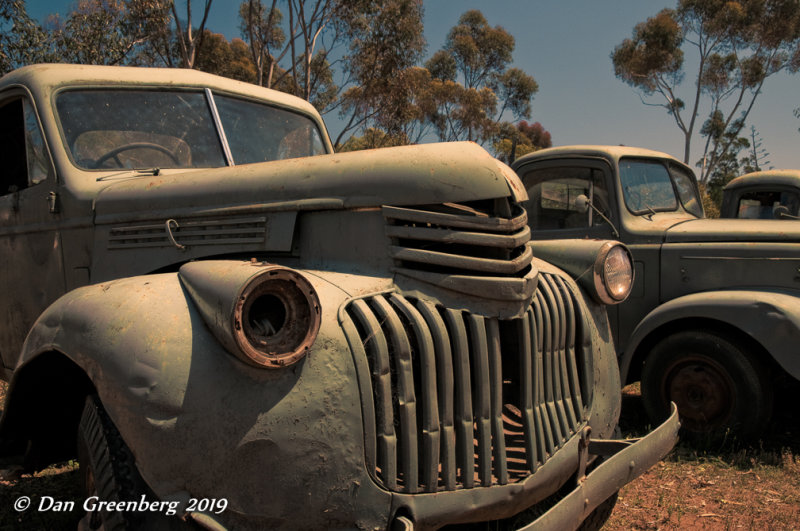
xmin=737 ymin=191 xmax=800 ymax=219
xmin=521 ymin=166 xmax=610 ymax=230
xmin=0 ymin=97 xmax=50 ymax=195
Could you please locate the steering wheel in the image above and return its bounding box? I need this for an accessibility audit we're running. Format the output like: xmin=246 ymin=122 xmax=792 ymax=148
xmin=94 ymin=142 xmax=181 ymax=168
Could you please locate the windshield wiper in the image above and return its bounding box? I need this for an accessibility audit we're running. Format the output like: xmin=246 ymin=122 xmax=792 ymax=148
xmin=625 ymin=186 xmax=657 ymax=220
xmin=96 ymin=168 xmax=161 ymax=181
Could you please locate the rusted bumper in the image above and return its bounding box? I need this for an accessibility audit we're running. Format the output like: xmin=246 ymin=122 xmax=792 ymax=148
xmin=521 ymin=403 xmax=680 ymax=531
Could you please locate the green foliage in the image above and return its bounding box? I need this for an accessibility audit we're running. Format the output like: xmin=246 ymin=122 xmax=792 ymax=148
xmin=0 ymin=0 xmax=173 ymax=72
xmin=55 ymin=0 xmax=134 ymax=65
xmin=700 ymin=122 xmax=770 ymax=213
xmin=423 ymin=9 xmax=539 ymax=148
xmin=612 ymin=0 xmax=800 ymax=183
xmin=494 ymin=120 xmax=552 ymax=164
xmin=334 ymin=0 xmax=426 ymax=146
xmin=238 ymin=0 xmax=285 ymax=86
xmin=337 ymin=127 xmax=407 ymax=151
xmin=195 ymin=31 xmax=256 ymax=82
xmin=445 ymin=10 xmax=514 ymax=89
xmin=425 ymin=50 xmax=456 ymax=82
xmin=0 ymin=0 xmax=61 ymax=73
xmin=612 ymin=9 xmax=684 ymax=94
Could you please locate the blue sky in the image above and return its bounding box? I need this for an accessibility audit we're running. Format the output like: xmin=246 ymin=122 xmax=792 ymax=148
xmin=27 ymin=1 xmax=800 ymax=170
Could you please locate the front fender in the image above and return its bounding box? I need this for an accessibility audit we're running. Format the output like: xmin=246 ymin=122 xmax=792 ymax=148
xmin=16 ymin=269 xmax=392 ymax=529
xmin=620 ymin=289 xmax=800 ymax=382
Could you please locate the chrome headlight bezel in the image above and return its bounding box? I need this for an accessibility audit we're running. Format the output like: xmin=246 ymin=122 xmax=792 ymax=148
xmin=593 ymin=242 xmax=634 ymax=305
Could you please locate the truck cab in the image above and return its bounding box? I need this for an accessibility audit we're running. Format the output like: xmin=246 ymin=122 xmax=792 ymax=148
xmin=721 ymin=170 xmax=800 ymax=219
xmin=513 ymin=146 xmax=800 ymax=441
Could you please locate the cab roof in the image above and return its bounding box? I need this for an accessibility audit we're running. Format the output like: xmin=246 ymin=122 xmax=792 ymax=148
xmin=0 ymin=63 xmax=321 ymax=119
xmin=724 ymin=169 xmax=800 ymax=191
xmin=512 ymin=144 xmax=685 ymax=168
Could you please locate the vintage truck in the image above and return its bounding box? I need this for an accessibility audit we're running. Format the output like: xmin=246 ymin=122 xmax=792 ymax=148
xmin=721 ymin=169 xmax=800 ymax=219
xmin=512 ymin=145 xmax=800 ymax=442
xmin=0 ymin=64 xmax=677 ymax=530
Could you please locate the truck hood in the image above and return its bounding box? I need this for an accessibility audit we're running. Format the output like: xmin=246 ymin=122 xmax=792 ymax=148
xmin=664 ymin=218 xmax=800 ymax=243
xmin=93 ymin=142 xmax=524 ymax=220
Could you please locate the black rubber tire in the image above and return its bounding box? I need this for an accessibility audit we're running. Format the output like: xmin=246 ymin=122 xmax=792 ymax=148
xmin=77 ymin=395 xmax=150 ymax=531
xmin=641 ymin=330 xmax=772 ymax=441
xmin=577 ymin=492 xmax=618 ymax=531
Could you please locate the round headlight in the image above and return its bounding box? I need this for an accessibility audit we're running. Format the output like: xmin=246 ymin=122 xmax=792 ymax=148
xmin=233 ymin=268 xmax=321 ymax=368
xmin=594 ymin=243 xmax=634 ymax=304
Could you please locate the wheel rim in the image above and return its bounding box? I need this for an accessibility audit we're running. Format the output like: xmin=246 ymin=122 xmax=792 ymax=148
xmin=662 ymin=355 xmax=735 ymax=432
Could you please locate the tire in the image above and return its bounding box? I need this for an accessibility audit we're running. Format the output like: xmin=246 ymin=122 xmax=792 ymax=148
xmin=641 ymin=330 xmax=772 ymax=441
xmin=578 ymin=492 xmax=618 ymax=531
xmin=77 ymin=395 xmax=150 ymax=531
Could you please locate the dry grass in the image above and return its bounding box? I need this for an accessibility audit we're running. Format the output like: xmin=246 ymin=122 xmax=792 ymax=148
xmin=605 ymin=382 xmax=800 ymax=530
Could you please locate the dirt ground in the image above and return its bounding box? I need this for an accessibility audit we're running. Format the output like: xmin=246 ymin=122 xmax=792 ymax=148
xmin=605 ymin=383 xmax=800 ymax=530
xmin=0 ymin=381 xmax=798 ymax=529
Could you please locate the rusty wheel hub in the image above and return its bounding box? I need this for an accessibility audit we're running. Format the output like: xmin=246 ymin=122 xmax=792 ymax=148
xmin=664 ymin=357 xmax=734 ymax=432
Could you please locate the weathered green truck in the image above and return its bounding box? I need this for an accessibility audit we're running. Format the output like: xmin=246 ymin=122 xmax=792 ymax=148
xmin=721 ymin=169 xmax=800 ymax=219
xmin=0 ymin=65 xmax=677 ymax=530
xmin=512 ymin=146 xmax=800 ymax=441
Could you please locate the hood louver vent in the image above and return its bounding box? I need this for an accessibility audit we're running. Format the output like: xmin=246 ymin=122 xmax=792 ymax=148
xmin=108 ymin=216 xmax=266 ymax=249
xmin=384 ymin=199 xmax=532 ymax=277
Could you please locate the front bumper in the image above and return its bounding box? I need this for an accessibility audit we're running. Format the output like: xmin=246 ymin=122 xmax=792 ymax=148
xmin=522 ymin=403 xmax=680 ymax=531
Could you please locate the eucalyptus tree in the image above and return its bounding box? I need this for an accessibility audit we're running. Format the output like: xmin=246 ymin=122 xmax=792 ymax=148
xmin=612 ymin=0 xmax=800 ymax=182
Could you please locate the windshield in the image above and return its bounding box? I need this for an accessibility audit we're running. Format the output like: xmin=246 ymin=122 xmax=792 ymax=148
xmin=215 ymin=94 xmax=326 ymax=164
xmin=619 ymin=158 xmax=701 ymax=217
xmin=56 ymin=89 xmax=326 ymax=171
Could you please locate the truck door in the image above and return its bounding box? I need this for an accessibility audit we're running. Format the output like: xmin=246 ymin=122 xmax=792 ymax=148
xmin=0 ymin=92 xmax=64 ymax=374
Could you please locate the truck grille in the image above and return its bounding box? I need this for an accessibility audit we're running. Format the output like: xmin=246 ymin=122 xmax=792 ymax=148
xmin=341 ymin=273 xmax=590 ymax=493
xmin=383 ymin=199 xmax=532 ymax=277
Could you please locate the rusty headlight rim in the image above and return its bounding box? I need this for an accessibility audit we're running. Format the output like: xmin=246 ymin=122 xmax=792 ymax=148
xmin=232 ymin=267 xmax=321 ymax=369
xmin=593 ymin=242 xmax=634 ymax=305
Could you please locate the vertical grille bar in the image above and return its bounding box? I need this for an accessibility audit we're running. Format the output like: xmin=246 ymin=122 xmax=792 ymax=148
xmin=390 ymin=295 xmax=441 ymax=493
xmin=467 ymin=315 xmax=493 ymax=487
xmin=541 ymin=277 xmax=574 ymax=435
xmin=371 ymin=296 xmax=419 ymax=493
xmin=534 ymin=296 xmax=556 ymax=456
xmin=517 ymin=309 xmax=541 ymax=473
xmin=339 ymin=312 xmax=379 ymax=478
xmin=556 ymin=276 xmax=585 ymax=415
xmin=549 ymin=276 xmax=579 ymax=430
xmin=417 ymin=301 xmax=457 ymax=491
xmin=348 ymin=300 xmax=397 ymax=490
xmin=519 ymin=309 xmax=539 ymax=472
xmin=487 ymin=318 xmax=508 ymax=484
xmin=445 ymin=309 xmax=475 ymax=489
xmin=539 ymin=289 xmax=566 ymax=447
